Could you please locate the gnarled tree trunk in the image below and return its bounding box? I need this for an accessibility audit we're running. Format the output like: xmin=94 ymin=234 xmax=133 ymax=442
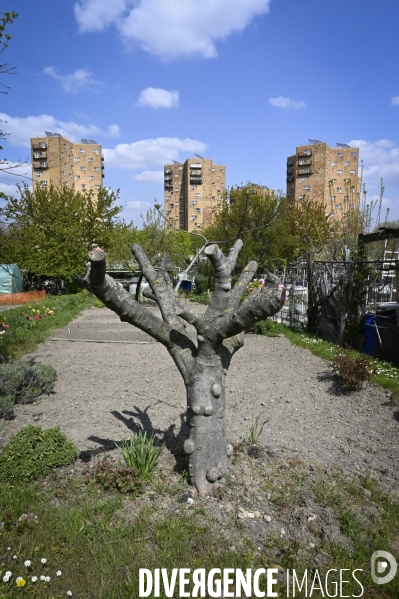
xmin=84 ymin=240 xmax=284 ymax=496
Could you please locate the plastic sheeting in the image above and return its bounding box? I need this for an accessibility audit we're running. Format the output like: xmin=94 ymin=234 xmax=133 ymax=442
xmin=0 ymin=264 xmax=23 ymax=294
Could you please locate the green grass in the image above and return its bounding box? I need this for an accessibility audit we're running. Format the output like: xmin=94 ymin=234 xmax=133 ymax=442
xmin=0 ymin=450 xmax=398 ymax=598
xmin=0 ymin=292 xmax=98 ymax=361
xmin=279 ymin=325 xmax=399 ymax=397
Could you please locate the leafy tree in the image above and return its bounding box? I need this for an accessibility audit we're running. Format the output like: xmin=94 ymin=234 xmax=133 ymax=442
xmin=202 ymin=184 xmax=292 ymax=270
xmin=106 ymin=207 xmax=199 ymax=271
xmin=1 ymin=184 xmax=122 ymax=280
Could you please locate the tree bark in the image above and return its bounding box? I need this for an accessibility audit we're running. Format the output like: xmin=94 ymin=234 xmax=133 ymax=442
xmin=84 ymin=241 xmax=284 ymax=497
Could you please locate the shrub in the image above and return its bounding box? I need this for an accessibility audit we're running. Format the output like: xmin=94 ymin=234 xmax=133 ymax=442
xmin=87 ymin=455 xmax=142 ymax=495
xmin=0 ymin=361 xmax=57 ymax=418
xmin=194 ymin=274 xmax=208 ymax=295
xmin=120 ymin=430 xmax=163 ymax=481
xmin=0 ymin=425 xmax=76 ymax=482
xmin=330 ymin=349 xmax=376 ymax=391
xmin=254 ymin=319 xmax=282 ymax=337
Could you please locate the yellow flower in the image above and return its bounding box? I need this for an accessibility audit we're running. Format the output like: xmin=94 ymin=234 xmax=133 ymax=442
xmin=16 ymin=577 xmax=26 ymax=587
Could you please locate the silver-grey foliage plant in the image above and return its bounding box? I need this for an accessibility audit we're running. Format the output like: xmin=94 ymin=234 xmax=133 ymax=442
xmin=85 ymin=241 xmax=283 ymax=497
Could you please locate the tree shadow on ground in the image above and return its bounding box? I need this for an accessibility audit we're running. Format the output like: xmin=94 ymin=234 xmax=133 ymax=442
xmin=80 ymin=402 xmax=189 ymax=474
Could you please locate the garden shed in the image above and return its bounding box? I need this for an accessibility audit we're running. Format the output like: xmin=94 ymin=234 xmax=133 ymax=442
xmin=0 ymin=264 xmax=23 ymax=294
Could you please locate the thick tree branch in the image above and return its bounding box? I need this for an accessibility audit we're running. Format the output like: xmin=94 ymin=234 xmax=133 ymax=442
xmin=204 ymin=239 xmax=243 ymax=320
xmin=84 ymin=249 xmax=196 ymax=381
xmin=132 ymin=243 xmax=185 ymax=334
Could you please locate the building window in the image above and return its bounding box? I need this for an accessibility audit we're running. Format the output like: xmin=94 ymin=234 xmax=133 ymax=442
xmin=191 ymin=215 xmax=197 ymax=221
xmin=194 ymin=193 xmax=201 ymax=198
xmin=80 ymin=148 xmax=85 ymax=154
xmin=345 ymin=161 xmax=350 ymax=166
xmin=61 ymin=152 xmax=64 ymax=158
xmin=337 ymin=152 xmax=343 ymax=157
xmin=191 ymin=200 xmax=197 ymax=205
xmin=337 ymin=170 xmax=342 ymax=175
xmin=350 ymin=169 xmax=356 ymax=175
xmin=344 ymin=195 xmax=349 ymax=200
xmin=88 ymin=158 xmax=93 ymax=163
xmin=40 ymin=180 xmax=47 ymax=186
xmin=336 ymin=203 xmax=342 ymax=209
xmin=220 ymin=183 xmax=224 ymax=187
xmin=36 ymin=172 xmax=42 ymax=177
xmin=212 ymin=182 xmax=216 ymax=186
xmin=175 ymin=174 xmax=179 ymax=178
xmin=74 ymin=157 xmax=80 ymax=162
xmin=349 ymin=203 xmax=354 ymax=209
xmin=61 ymin=171 xmax=65 ymax=177
xmin=80 ymin=166 xmax=86 ymax=171
xmin=81 ymin=184 xmax=86 ymax=189
xmin=93 ymin=149 xmax=99 ymax=155
xmin=165 ymin=196 xmax=171 ymax=200
xmin=298 ymin=177 xmax=305 ymax=182
xmin=94 ymin=184 xmax=100 ymax=189
xmin=303 ymin=185 xmax=310 ymax=191
xmin=94 ymin=167 xmax=100 ymax=172
xmin=217 ymin=176 xmax=220 ymax=179
xmin=195 ymin=208 xmax=201 ymax=213
xmin=220 ymin=168 xmax=225 ymax=173
xmin=337 ymin=187 xmax=342 ymax=193
xmin=298 ymin=194 xmax=304 ymax=200
xmin=212 ymin=168 xmax=216 ymax=172
xmin=344 ymin=178 xmax=351 ymax=183
xmin=351 ymin=151 xmax=357 ymax=157
xmin=332 ymin=161 xmax=337 ymax=166
xmin=75 ymin=175 xmax=80 ymax=180
xmin=88 ymin=176 xmax=94 ymax=180
xmin=331 ymin=195 xmax=336 ymax=200
xmin=332 ymin=178 xmax=337 ymax=183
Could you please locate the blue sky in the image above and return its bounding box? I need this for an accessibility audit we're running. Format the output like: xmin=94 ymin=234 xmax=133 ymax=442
xmin=1 ymin=0 xmax=399 ymax=225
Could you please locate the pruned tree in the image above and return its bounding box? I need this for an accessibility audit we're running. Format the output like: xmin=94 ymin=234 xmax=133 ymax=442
xmin=85 ymin=240 xmax=284 ymax=497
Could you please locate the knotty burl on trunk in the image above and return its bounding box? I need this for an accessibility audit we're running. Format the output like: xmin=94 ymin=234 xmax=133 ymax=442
xmin=85 ymin=240 xmax=284 ymax=497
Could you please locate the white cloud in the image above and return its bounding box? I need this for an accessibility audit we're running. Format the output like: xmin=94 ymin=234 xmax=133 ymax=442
xmin=103 ymin=137 xmax=207 ymax=170
xmin=0 ymin=113 xmax=117 ymax=147
xmin=137 ymin=87 xmax=179 ymax=109
xmin=126 ymin=200 xmax=150 ymax=208
xmin=133 ymin=170 xmax=164 ymax=182
xmin=268 ymin=96 xmax=306 ymax=110
xmin=350 ymin=139 xmax=399 ymax=189
xmin=390 ymin=96 xmax=399 ymax=106
xmin=106 ymin=124 xmax=121 ymax=138
xmin=74 ymin=0 xmax=271 ymax=60
xmin=43 ymin=66 xmax=103 ymax=93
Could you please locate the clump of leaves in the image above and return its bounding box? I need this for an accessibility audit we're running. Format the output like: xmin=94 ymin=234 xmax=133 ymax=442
xmin=0 ymin=425 xmax=76 ymax=482
xmin=330 ymin=349 xmax=376 ymax=390
xmin=254 ymin=319 xmax=282 ymax=337
xmin=245 ymin=411 xmax=269 ymax=445
xmin=0 ymin=360 xmax=57 ymax=418
xmin=120 ymin=430 xmax=164 ymax=481
xmin=87 ymin=455 xmax=142 ymax=495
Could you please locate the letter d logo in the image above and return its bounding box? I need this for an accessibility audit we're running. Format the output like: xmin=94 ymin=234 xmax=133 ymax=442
xmin=371 ymin=551 xmax=397 ymax=585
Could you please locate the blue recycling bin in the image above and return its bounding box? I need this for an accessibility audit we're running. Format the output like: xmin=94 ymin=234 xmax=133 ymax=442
xmin=362 ymin=313 xmax=378 ymax=355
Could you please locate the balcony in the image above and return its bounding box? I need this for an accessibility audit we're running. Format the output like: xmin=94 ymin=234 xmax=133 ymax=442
xmin=190 ymin=177 xmax=202 ymax=184
xmin=287 ymin=160 xmax=293 ymax=166
xmin=164 ymin=176 xmax=172 ymax=181
xmin=101 ymin=155 xmax=104 ymax=161
xmin=286 ymin=168 xmax=293 ymax=175
xmin=33 ymin=143 xmax=47 ymax=150
xmin=298 ymin=160 xmax=311 ymax=166
xmin=165 ymin=183 xmax=173 ymax=189
xmin=165 ymin=169 xmax=172 ymax=174
xmin=33 ymin=152 xmax=46 ymax=159
xmin=286 ymin=177 xmax=294 ymax=183
xmin=190 ymin=163 xmax=202 ymax=169
xmin=298 ymin=149 xmax=312 ymax=157
xmin=297 ymin=168 xmax=312 ymax=175
xmin=33 ymin=161 xmax=47 ymax=169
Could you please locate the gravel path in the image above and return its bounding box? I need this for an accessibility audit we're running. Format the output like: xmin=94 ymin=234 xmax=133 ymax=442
xmin=4 ymin=304 xmax=399 ymax=491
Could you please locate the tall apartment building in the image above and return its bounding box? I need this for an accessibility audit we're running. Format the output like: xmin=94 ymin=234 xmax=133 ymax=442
xmin=164 ymin=158 xmax=226 ymax=232
xmin=30 ymin=132 xmax=104 ymax=195
xmin=286 ymin=140 xmax=360 ymax=218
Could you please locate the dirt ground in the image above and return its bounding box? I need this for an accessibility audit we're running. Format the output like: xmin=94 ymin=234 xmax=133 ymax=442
xmin=3 ymin=303 xmax=399 ymax=491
